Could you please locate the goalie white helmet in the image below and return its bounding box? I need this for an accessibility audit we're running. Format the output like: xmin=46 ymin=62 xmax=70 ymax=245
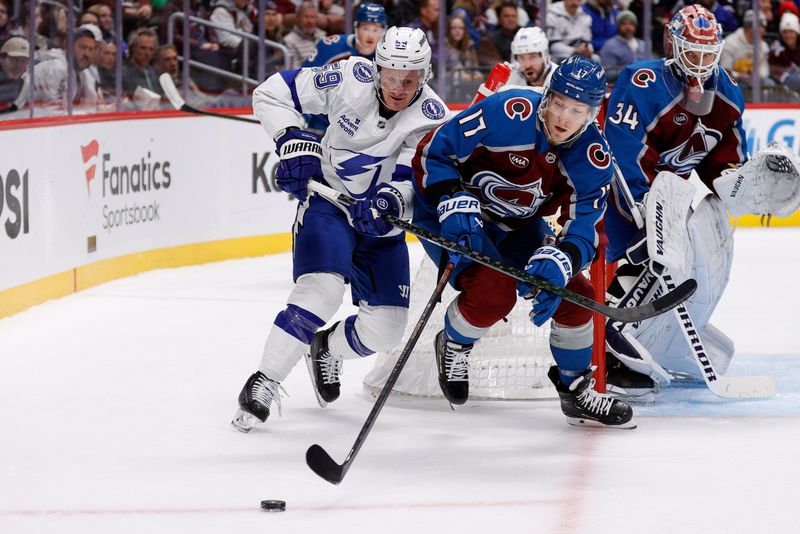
xmin=510 ymin=26 xmax=549 ymax=65
xmin=373 ymin=26 xmax=432 ymax=109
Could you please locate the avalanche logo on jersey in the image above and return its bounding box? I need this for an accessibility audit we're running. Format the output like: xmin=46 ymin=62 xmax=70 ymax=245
xmin=331 ymin=147 xmax=387 ymax=198
xmin=467 ymin=171 xmax=551 ymax=218
xmin=504 ymin=97 xmax=533 ymax=121
xmin=421 ymin=98 xmax=446 ymax=120
xmin=658 ymin=120 xmax=722 ymax=175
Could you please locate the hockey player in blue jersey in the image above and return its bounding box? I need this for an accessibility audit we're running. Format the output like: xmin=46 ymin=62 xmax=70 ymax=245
xmin=303 ymin=3 xmax=387 ymax=67
xmin=232 ymin=27 xmax=448 ymax=432
xmin=412 ymin=55 xmax=634 ymax=429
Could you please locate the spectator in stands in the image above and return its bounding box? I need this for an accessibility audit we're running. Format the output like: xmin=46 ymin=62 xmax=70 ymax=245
xmin=770 ymin=12 xmax=800 ymax=87
xmin=582 ymin=0 xmax=618 ymax=52
xmin=258 ymin=0 xmax=287 ymax=75
xmin=0 ymin=0 xmax=12 ymax=44
xmin=451 ymin=0 xmax=489 ymax=46
xmin=409 ymin=0 xmax=441 ymax=57
xmin=122 ymin=27 xmax=161 ymax=97
xmin=210 ymin=0 xmax=255 ymax=56
xmin=41 ymin=3 xmax=68 ymax=50
xmin=87 ymin=4 xmax=116 ymax=43
xmin=317 ymin=0 xmax=345 ymax=34
xmin=599 ymin=9 xmax=646 ymax=82
xmin=122 ymin=0 xmax=153 ymax=35
xmin=0 ymin=37 xmax=28 ymax=108
xmin=155 ymin=42 xmax=206 ymax=100
xmin=263 ymin=0 xmax=286 ymax=43
xmin=546 ymin=0 xmax=594 ymax=63
xmin=97 ymin=39 xmax=117 ymax=95
xmin=477 ymin=1 xmax=519 ymax=65
xmin=761 ymin=0 xmax=779 ymax=33
xmin=445 ymin=15 xmax=479 ymax=70
xmin=80 ymin=11 xmax=101 ymax=28
xmin=720 ymin=9 xmax=770 ymax=88
xmin=32 ymin=24 xmax=102 ymax=109
xmin=486 ymin=0 xmax=530 ymax=31
xmin=283 ymin=1 xmax=325 ymax=68
xmin=10 ymin=3 xmax=48 ymax=53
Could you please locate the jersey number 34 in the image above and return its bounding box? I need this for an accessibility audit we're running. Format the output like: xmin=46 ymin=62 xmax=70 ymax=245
xmin=607 ymin=103 xmax=639 ymax=131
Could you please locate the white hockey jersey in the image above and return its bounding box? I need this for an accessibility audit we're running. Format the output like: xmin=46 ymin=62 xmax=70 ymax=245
xmin=252 ymin=57 xmax=449 ymax=207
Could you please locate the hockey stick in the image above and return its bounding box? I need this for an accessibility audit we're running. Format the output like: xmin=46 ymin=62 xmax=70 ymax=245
xmin=607 ymin=150 xmax=776 ymax=398
xmin=307 ymin=180 xmax=696 ymax=323
xmin=158 ymin=73 xmax=260 ymax=125
xmin=306 ymin=260 xmax=456 ymax=484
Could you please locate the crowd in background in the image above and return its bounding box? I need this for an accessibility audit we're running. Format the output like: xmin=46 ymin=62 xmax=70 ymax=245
xmin=2 ymin=0 xmax=800 ymax=114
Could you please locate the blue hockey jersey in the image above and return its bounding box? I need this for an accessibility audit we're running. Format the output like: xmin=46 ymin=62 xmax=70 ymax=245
xmin=413 ymin=88 xmax=613 ymax=272
xmin=303 ymin=34 xmax=373 ymax=67
xmin=603 ymin=58 xmax=747 ymax=260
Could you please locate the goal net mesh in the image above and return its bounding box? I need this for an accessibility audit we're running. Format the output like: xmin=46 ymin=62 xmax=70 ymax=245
xmin=363 ymin=255 xmax=558 ymax=400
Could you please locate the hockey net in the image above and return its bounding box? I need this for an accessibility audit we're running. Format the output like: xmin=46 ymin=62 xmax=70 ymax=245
xmin=363 ymin=255 xmax=558 ymax=400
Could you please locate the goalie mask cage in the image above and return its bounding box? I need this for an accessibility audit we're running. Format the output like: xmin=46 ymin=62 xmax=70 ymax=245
xmin=363 ymin=238 xmax=609 ymax=400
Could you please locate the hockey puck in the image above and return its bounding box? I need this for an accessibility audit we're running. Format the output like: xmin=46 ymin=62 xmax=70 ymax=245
xmin=260 ymin=500 xmax=286 ymax=512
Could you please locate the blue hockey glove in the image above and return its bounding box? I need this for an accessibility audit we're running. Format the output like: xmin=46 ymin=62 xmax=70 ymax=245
xmin=517 ymin=246 xmax=573 ymax=327
xmin=437 ymin=192 xmax=484 ymax=252
xmin=274 ymin=128 xmax=323 ymax=202
xmin=348 ymin=185 xmax=404 ymax=236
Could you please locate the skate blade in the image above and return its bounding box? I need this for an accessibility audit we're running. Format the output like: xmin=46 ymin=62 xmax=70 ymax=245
xmin=231 ymin=409 xmax=260 ymax=433
xmin=565 ymin=416 xmax=637 ymax=430
xmin=303 ymin=352 xmax=329 ymax=409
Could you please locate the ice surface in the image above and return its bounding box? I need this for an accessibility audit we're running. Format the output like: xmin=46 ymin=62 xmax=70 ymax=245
xmin=0 ymin=228 xmax=798 ymax=534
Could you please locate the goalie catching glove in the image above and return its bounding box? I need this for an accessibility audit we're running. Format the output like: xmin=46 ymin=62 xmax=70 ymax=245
xmin=348 ymin=185 xmax=405 ymax=236
xmin=274 ymin=127 xmax=323 ymax=202
xmin=714 ymin=141 xmax=800 ymax=218
xmin=517 ymin=246 xmax=572 ymax=327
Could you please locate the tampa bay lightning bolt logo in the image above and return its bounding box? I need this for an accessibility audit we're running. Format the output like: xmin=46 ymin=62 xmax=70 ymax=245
xmin=353 ymin=62 xmax=374 ymax=83
xmin=331 ymin=147 xmax=387 ymax=198
xmin=658 ymin=121 xmax=722 ymax=175
xmin=421 ymin=98 xmax=446 ymax=120
xmin=467 ymin=171 xmax=551 ymax=218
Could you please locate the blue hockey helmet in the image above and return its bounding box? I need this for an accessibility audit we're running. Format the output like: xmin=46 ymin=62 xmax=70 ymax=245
xmin=548 ymin=55 xmax=607 ymax=108
xmin=355 ymin=3 xmax=387 ymax=27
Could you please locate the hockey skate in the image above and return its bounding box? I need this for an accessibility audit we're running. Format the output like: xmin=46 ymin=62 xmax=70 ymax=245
xmin=434 ymin=330 xmax=472 ymax=405
xmin=605 ymin=353 xmax=657 ymax=402
xmin=305 ymin=324 xmax=343 ymax=408
xmin=548 ymin=366 xmax=636 ymax=429
xmin=231 ymin=371 xmax=284 ymax=433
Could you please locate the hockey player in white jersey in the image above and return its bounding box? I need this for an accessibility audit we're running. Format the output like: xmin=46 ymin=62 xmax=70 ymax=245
xmin=506 ymin=27 xmax=557 ymax=88
xmin=232 ymin=27 xmax=448 ymax=432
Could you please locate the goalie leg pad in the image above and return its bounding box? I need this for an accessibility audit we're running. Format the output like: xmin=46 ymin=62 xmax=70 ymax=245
xmin=629 ymin=196 xmax=734 ymax=376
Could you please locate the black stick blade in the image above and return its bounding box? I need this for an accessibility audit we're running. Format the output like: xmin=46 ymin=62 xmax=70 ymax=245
xmin=613 ymin=277 xmax=697 ymax=323
xmin=306 ymin=444 xmax=345 ymax=485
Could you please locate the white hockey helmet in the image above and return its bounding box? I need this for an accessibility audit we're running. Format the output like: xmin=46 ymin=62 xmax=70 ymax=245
xmin=374 ymin=26 xmax=432 ymax=84
xmin=510 ymin=26 xmax=549 ymax=65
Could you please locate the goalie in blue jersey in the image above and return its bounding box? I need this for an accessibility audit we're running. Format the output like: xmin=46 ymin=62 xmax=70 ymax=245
xmin=412 ymin=56 xmax=635 ymax=429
